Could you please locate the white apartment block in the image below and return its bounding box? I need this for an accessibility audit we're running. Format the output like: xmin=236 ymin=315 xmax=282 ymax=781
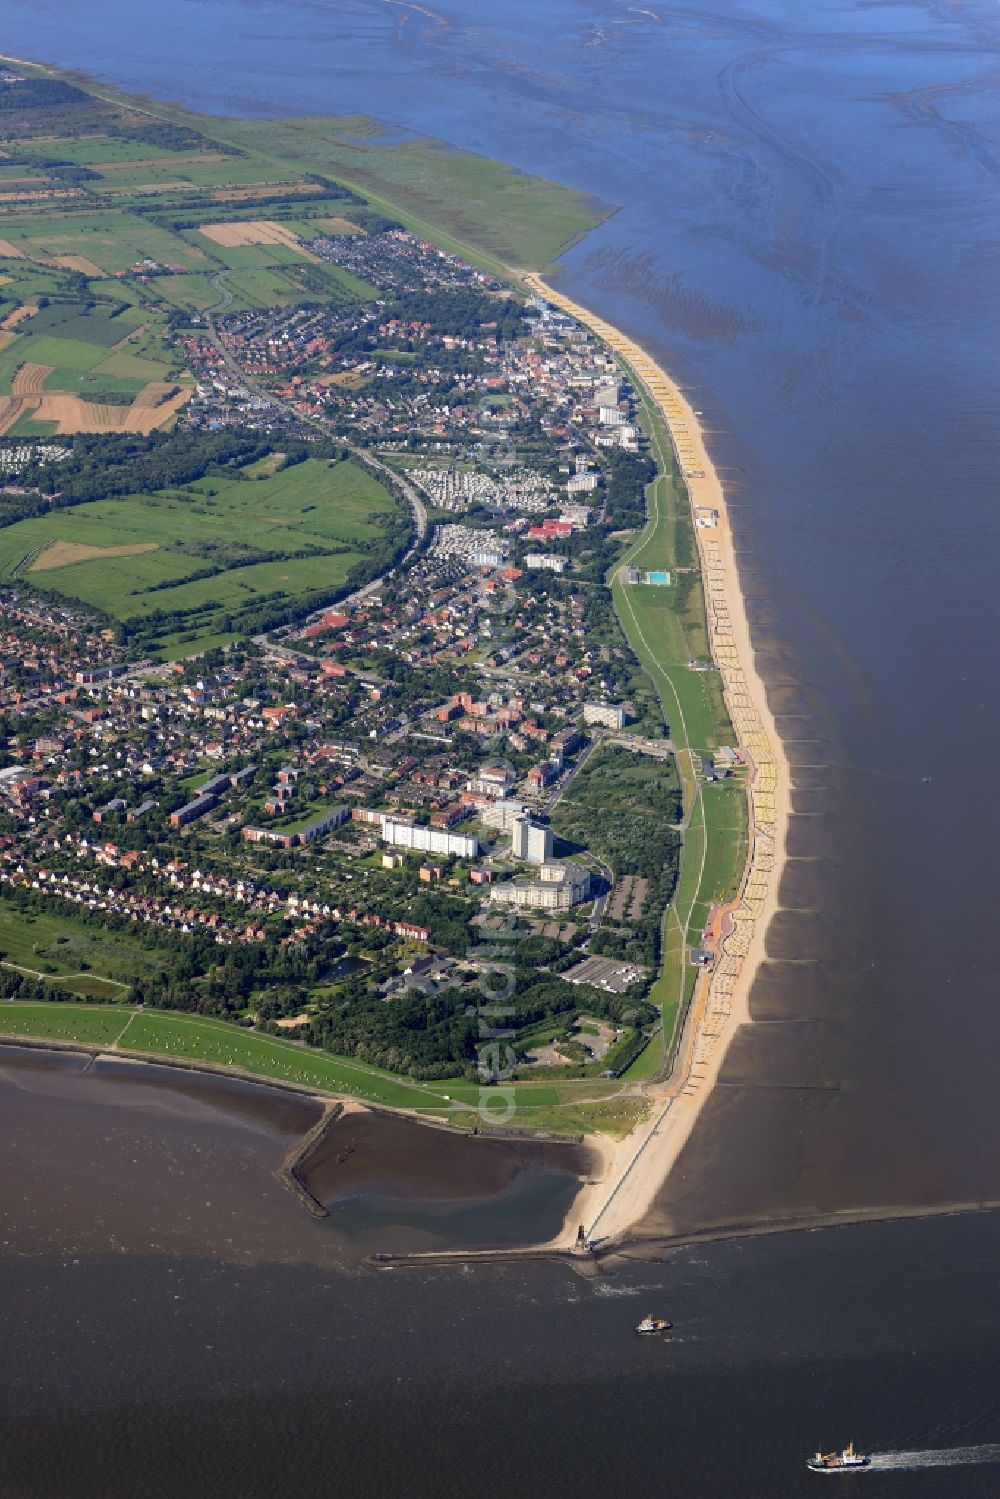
xmin=510 ymin=816 xmax=553 ymax=865
xmin=583 ymin=701 xmax=628 ymax=731
xmin=524 ymin=553 xmax=567 ymax=574
xmin=381 ymin=818 xmax=479 ymax=859
xmin=489 ymin=860 xmax=591 ymax=911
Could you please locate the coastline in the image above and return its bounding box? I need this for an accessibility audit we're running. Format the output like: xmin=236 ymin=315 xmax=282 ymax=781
xmin=524 ymin=274 xmax=791 ymax=1250
xmin=0 ymin=42 xmax=785 ymax=1252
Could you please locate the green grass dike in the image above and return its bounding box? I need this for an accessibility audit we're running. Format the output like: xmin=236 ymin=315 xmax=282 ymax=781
xmin=0 ymin=1001 xmax=645 ymax=1137
xmin=611 ymin=388 xmax=748 ymax=1078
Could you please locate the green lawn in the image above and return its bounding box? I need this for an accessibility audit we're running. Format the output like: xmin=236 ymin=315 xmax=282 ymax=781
xmin=0 ymin=901 xmax=167 ymax=985
xmin=607 ymin=384 xmax=748 ymax=1066
xmin=0 ymin=455 xmax=399 ymax=652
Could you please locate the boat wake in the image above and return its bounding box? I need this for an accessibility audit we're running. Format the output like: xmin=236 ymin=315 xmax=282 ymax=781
xmin=870 ymin=1445 xmax=1000 ymax=1471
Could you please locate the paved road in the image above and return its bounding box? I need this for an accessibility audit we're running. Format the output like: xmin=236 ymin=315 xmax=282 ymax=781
xmin=202 ymin=291 xmax=428 ymax=592
xmin=542 ymin=730 xmax=605 ymax=815
xmin=207 ymin=271 xmax=234 ymax=313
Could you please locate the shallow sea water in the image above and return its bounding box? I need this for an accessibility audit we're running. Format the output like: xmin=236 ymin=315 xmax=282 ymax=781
xmin=0 ymin=0 xmax=999 ymax=1489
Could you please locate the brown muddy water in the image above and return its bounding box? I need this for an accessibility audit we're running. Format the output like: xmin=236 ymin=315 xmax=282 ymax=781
xmin=0 ymin=1047 xmax=587 ymax=1262
xmin=3 ymin=0 xmax=1000 ymax=1490
xmin=3 ymin=1037 xmax=1000 ymax=1499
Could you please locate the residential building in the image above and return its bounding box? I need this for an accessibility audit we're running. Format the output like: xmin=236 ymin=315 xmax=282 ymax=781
xmin=510 ymin=816 xmax=553 ymax=865
xmin=481 ymin=798 xmax=527 ymax=832
xmin=170 ymin=792 xmax=218 ymax=828
xmin=489 ymin=860 xmax=590 ymax=911
xmin=583 ymin=701 xmax=628 ymax=731
xmin=380 ymin=818 xmax=479 ymax=859
xmin=524 ymin=553 xmax=567 ymax=574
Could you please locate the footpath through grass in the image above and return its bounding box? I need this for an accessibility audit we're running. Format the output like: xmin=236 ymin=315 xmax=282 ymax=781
xmin=0 ymin=1002 xmax=460 ymax=1110
xmin=611 ymin=389 xmax=748 ymax=1073
xmin=0 ymin=900 xmax=164 ymax=985
xmin=0 ymin=1002 xmax=632 ymax=1132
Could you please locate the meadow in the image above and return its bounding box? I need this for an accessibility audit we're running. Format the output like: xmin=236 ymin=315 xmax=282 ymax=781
xmin=0 ymin=456 xmax=399 ymax=653
xmin=0 ymin=900 xmax=169 ymax=989
xmin=187 ymin=113 xmax=613 ymax=276
xmin=0 ymin=1000 xmax=635 ymax=1131
xmin=610 ymin=391 xmax=749 ymax=1074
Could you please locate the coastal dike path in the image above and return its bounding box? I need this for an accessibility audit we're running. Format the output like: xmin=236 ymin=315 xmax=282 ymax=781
xmin=524 ymin=274 xmax=790 ymax=1245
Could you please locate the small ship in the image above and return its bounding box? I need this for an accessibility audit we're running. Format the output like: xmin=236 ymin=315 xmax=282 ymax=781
xmin=807 ymin=1442 xmax=870 ymax=1474
xmin=634 ymin=1314 xmax=672 ymax=1336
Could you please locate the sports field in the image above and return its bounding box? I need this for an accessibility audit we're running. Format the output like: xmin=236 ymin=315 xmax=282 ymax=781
xmin=0 ymin=456 xmax=399 ymax=653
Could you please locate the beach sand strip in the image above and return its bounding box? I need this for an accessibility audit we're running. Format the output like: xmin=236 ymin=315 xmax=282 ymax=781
xmin=524 ymin=274 xmax=791 ymax=1248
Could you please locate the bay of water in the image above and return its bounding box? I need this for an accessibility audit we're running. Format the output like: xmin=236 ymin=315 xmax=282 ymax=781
xmin=3 ymin=1048 xmax=1000 ymax=1497
xmin=1 ymin=0 xmax=999 ymax=1490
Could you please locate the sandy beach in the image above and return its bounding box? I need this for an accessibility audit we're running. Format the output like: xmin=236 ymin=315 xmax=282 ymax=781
xmin=524 ymin=274 xmax=792 ymax=1250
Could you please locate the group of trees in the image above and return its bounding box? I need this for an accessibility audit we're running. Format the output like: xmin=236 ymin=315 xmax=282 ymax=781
xmin=384 ymin=288 xmax=526 ymax=341
xmin=0 ymin=78 xmax=89 ymax=113
xmin=3 ymin=431 xmax=282 ymax=511
xmin=604 ymin=449 xmax=656 ymax=531
xmin=553 ymin=746 xmax=682 ymax=969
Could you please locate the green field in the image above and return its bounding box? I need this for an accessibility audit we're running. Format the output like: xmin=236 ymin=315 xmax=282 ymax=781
xmin=610 ymin=387 xmax=748 ymax=1073
xmin=0 ymin=1004 xmax=130 ymax=1047
xmin=191 ymin=114 xmax=612 ymax=276
xmin=0 ymin=900 xmax=168 ymax=988
xmin=22 ymin=299 xmax=144 ymax=345
xmin=0 ymin=456 xmax=399 ymax=653
xmin=0 ymin=1000 xmax=630 ymax=1130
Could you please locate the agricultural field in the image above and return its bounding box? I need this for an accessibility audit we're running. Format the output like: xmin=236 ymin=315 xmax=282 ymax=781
xmin=185 ymin=113 xmax=613 ymax=276
xmin=0 ymin=65 xmax=609 ymax=307
xmin=0 ymin=455 xmax=400 ymax=654
xmin=0 ymin=283 xmax=187 ymax=434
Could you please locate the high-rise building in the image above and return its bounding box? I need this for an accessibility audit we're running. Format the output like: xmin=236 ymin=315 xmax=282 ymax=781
xmin=511 ymin=815 xmax=553 ymax=865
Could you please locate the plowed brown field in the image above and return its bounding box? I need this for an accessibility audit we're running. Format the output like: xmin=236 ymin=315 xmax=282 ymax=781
xmin=199 ymin=219 xmax=321 ymax=262
xmin=30 ymin=541 xmax=160 ymax=572
xmin=45 ymin=255 xmax=104 ymax=276
xmin=211 ymin=185 xmax=313 ymax=202
xmin=11 ymin=362 xmax=53 ymax=398
xmin=0 ymin=396 xmax=23 ymax=434
xmin=1 ymin=303 xmax=37 ymax=330
xmin=34 ymin=381 xmax=190 ymax=435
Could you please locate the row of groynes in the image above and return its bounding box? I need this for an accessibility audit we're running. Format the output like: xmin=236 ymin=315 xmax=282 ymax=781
xmin=525 ymin=275 xmax=779 ymax=1085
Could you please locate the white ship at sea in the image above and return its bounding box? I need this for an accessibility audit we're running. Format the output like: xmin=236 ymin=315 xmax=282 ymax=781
xmin=807 ymin=1442 xmax=870 ymax=1474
